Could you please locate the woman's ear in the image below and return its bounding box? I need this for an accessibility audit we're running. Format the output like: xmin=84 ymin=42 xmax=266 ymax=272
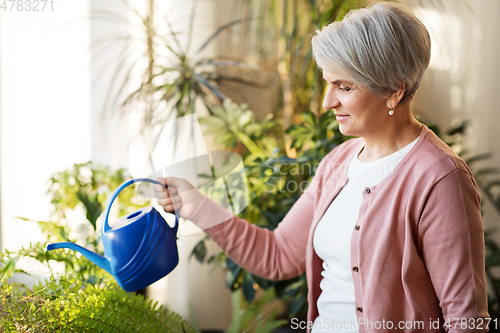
xmin=386 ymin=84 xmax=406 ymax=109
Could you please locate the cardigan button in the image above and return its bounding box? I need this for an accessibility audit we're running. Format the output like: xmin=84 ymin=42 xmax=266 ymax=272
xmin=352 ymin=266 xmax=359 ymax=272
xmin=364 ymin=187 xmax=370 ymax=194
xmin=357 ymin=307 xmax=363 ymax=313
xmin=354 ymin=225 xmax=360 ymax=230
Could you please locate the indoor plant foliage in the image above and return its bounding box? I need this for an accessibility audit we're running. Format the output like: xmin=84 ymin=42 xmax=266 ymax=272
xmin=0 ymin=163 xmax=198 ymax=332
xmin=96 ymin=0 xmax=260 ymax=134
xmin=0 ymin=275 xmax=198 ymax=333
xmin=14 ymin=162 xmax=148 ymax=282
xmin=225 ymin=288 xmax=287 ymax=333
xmin=195 ymin=100 xmax=348 ymax=317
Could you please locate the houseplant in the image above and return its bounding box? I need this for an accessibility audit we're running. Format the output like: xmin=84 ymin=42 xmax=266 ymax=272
xmin=0 ymin=162 xmax=199 ymax=332
xmin=0 ymin=272 xmax=199 ymax=332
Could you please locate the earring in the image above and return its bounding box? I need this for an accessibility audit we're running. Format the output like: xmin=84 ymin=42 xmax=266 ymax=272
xmin=389 ymin=108 xmax=394 ymax=115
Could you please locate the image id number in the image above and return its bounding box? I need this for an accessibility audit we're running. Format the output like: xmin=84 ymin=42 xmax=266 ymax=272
xmin=1 ymin=0 xmax=53 ymax=11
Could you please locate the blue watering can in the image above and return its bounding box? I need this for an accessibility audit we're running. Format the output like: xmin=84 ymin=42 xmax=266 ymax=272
xmin=46 ymin=178 xmax=179 ymax=292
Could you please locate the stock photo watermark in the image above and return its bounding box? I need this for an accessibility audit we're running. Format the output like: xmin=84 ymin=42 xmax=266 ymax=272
xmin=133 ymin=114 xmax=251 ymax=235
xmin=290 ymin=317 xmax=496 ymax=331
xmin=1 ymin=0 xmax=53 ymax=11
xmin=264 ymin=158 xmax=396 ymax=194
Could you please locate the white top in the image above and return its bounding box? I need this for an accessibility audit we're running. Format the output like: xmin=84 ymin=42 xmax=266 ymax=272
xmin=311 ymin=137 xmax=418 ymax=332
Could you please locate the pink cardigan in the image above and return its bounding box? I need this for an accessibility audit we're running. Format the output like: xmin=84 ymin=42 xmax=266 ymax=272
xmin=187 ymin=124 xmax=489 ymax=332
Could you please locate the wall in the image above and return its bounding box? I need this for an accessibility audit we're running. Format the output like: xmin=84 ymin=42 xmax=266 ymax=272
xmin=0 ymin=1 xmax=93 ymax=250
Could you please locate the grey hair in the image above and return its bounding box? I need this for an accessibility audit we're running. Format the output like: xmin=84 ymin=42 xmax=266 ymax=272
xmin=312 ymin=2 xmax=431 ymax=104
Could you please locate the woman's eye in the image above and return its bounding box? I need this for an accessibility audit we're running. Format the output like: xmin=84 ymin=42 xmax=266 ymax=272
xmin=339 ymin=86 xmax=351 ymax=92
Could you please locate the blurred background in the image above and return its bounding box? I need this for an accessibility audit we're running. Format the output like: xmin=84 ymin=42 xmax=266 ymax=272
xmin=1 ymin=0 xmax=500 ymax=331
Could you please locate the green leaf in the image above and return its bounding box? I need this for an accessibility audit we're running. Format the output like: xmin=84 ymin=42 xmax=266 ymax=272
xmin=189 ymin=238 xmax=207 ymax=264
xmin=486 ymin=252 xmax=500 ymax=268
xmin=198 ymin=116 xmax=226 ymax=129
xmin=242 ymin=271 xmax=256 ymax=302
xmin=302 ymin=110 xmax=316 ymax=128
xmin=76 ymin=190 xmax=103 ymax=231
xmin=446 ymin=121 xmax=468 ymax=136
xmin=251 ymin=274 xmax=273 ymax=290
xmin=245 ymin=123 xmax=261 ymax=136
xmin=287 ymin=289 xmax=307 ymax=316
xmin=465 ymin=153 xmax=493 ymax=165
xmin=238 ymin=111 xmax=254 ymax=127
xmin=37 ymin=221 xmax=70 ymax=242
xmin=225 ymin=258 xmax=243 ymax=290
xmin=476 ymin=168 xmax=500 ymax=177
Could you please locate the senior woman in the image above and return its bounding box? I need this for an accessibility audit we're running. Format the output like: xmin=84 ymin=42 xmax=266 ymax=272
xmin=155 ymin=2 xmax=489 ymax=332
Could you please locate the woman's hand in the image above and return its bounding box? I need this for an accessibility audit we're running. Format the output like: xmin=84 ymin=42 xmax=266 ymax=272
xmin=154 ymin=177 xmax=205 ymax=219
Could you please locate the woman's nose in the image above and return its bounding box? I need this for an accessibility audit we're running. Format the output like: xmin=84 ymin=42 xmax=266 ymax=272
xmin=323 ymin=88 xmax=340 ymax=110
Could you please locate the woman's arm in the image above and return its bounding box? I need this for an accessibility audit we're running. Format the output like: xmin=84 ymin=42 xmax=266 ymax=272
xmin=156 ymin=154 xmax=328 ymax=281
xmin=419 ymin=168 xmax=489 ymax=332
xmin=186 ymin=185 xmax=316 ymax=281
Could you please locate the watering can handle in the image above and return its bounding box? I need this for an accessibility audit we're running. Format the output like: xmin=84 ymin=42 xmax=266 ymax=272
xmin=102 ymin=178 xmax=179 ymax=233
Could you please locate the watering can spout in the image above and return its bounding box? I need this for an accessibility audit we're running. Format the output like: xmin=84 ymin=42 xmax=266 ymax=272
xmin=46 ymin=242 xmax=113 ymax=275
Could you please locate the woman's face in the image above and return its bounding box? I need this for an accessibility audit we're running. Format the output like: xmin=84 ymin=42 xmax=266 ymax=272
xmin=322 ymin=70 xmax=390 ymax=138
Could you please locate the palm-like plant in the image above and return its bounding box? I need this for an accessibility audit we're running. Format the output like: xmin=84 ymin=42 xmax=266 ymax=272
xmin=92 ymin=0 xmax=263 ymax=143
